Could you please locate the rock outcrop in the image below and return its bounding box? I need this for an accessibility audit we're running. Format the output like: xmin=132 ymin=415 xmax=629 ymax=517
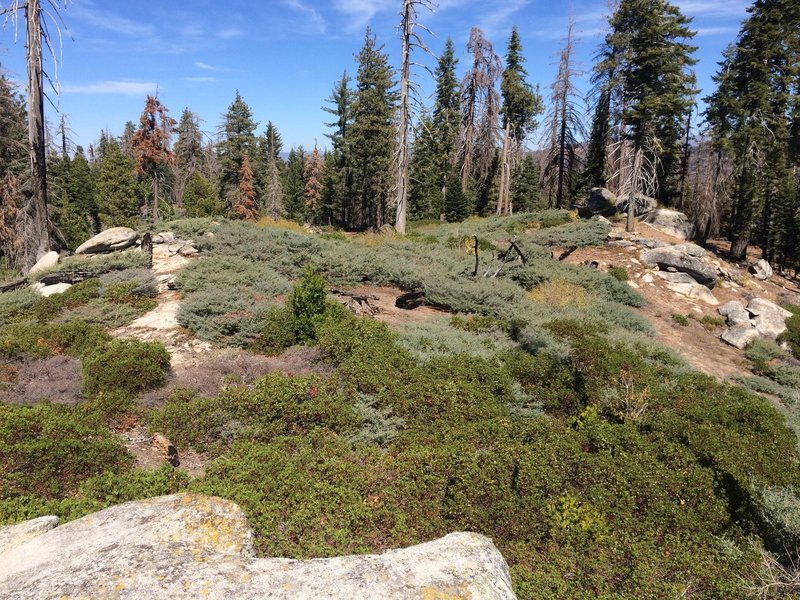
xmin=641 ymin=246 xmax=717 ymax=288
xmin=75 ymin=227 xmax=140 ymax=255
xmin=0 ymin=494 xmax=517 ymax=600
xmin=616 ymin=193 xmax=656 ymax=217
xmin=640 ymin=209 xmax=696 ymax=240
xmin=718 ymin=297 xmax=792 ymax=348
xmin=584 ymin=187 xmax=617 ymax=216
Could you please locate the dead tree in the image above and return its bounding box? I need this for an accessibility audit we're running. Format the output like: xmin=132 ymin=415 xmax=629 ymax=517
xmin=458 ymin=28 xmax=501 ymax=194
xmin=541 ymin=18 xmax=585 ymax=209
xmin=395 ymin=0 xmax=434 ymax=235
xmin=1 ymin=0 xmax=69 ymax=269
xmin=612 ymin=135 xmax=662 ymax=233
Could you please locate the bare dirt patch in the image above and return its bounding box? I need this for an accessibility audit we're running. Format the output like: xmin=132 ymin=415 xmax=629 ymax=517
xmin=336 ymin=285 xmax=450 ymax=328
xmin=115 ymin=421 xmax=207 ymax=478
xmin=565 ymin=222 xmax=800 ymax=382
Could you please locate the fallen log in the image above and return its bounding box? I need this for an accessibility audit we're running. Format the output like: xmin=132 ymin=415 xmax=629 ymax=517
xmin=37 ymin=271 xmax=96 ymax=286
xmin=0 ymin=277 xmax=28 ymax=293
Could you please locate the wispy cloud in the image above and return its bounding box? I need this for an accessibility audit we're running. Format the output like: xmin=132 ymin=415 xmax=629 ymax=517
xmin=183 ymin=76 xmax=217 ymax=83
xmin=675 ymin=0 xmax=750 ymax=16
xmin=695 ymin=26 xmax=739 ymax=36
xmin=194 ymin=61 xmax=219 ymax=72
xmin=69 ymin=1 xmax=155 ymax=37
xmin=478 ymin=0 xmax=531 ymax=37
xmin=217 ymin=27 xmax=245 ymax=40
xmin=282 ymin=0 xmax=327 ymax=35
xmin=332 ymin=0 xmax=393 ymax=32
xmin=62 ymin=80 xmax=157 ymax=95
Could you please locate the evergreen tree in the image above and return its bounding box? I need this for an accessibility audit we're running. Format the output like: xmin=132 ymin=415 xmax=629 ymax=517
xmin=95 ymin=140 xmax=141 ymax=228
xmin=119 ymin=121 xmax=136 ymax=159
xmin=234 ymin=152 xmax=258 ymax=221
xmin=256 ymin=121 xmax=284 ymax=217
xmin=498 ymin=27 xmax=543 ymax=214
xmin=349 ymin=28 xmax=398 ymax=229
xmin=0 ymin=70 xmax=27 ymax=267
xmin=218 ymin=91 xmax=258 ymax=208
xmin=443 ymin=177 xmax=471 ymax=222
xmin=282 ymin=147 xmax=307 ymax=222
xmin=705 ymin=0 xmax=799 ymax=264
xmin=409 ymin=111 xmax=442 ymax=220
xmin=173 ymin=108 xmax=207 ymax=205
xmin=595 ymin=0 xmax=698 ymax=205
xmin=511 ymin=153 xmax=543 ymax=212
xmin=582 ymin=89 xmax=611 ymax=190
xmin=319 ymin=150 xmax=339 ymax=226
xmin=304 ymin=146 xmax=324 ymax=223
xmin=183 ymin=173 xmax=225 ymax=217
xmin=322 ymin=72 xmax=355 ymax=226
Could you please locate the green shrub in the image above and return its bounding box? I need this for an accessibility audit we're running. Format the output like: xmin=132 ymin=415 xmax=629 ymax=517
xmin=672 ymin=313 xmax=690 ymax=326
xmin=0 ymin=402 xmax=132 ymax=503
xmin=781 ymin=313 xmax=800 ymax=359
xmin=699 ymin=314 xmax=726 ymax=330
xmin=0 ymin=288 xmax=37 ymax=324
xmin=25 ymin=278 xmax=102 ymax=322
xmin=251 ymin=306 xmax=297 ymax=355
xmin=0 ymin=321 xmax=110 ymax=359
xmin=396 ymin=316 xmax=516 ymax=362
xmin=81 ymin=338 xmax=170 ymax=395
xmin=607 ymin=265 xmax=628 ymax=281
xmin=289 ymin=268 xmax=328 ymax=342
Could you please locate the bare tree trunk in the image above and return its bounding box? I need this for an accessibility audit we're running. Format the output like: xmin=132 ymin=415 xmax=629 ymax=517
xmin=496 ymin=122 xmax=512 ymax=215
xmin=395 ymin=0 xmax=412 ymax=235
xmin=25 ymin=0 xmax=50 ymax=266
xmin=152 ymin=177 xmax=160 ymax=222
xmin=677 ymin=110 xmax=692 ymax=209
xmin=461 ymin=113 xmax=474 ymax=194
xmin=556 ymin=109 xmax=568 ymax=208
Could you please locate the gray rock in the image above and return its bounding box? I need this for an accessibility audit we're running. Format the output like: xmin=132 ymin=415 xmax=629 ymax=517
xmin=665 ymin=282 xmax=719 ymax=305
xmin=0 ymin=516 xmax=58 ymax=555
xmin=641 ymin=247 xmax=717 ymax=288
xmin=153 ymin=231 xmax=175 ymax=244
xmin=608 ymin=240 xmax=635 ymax=248
xmin=753 ymin=312 xmax=788 ymax=338
xmin=718 ymin=301 xmax=752 ymax=327
xmin=748 ymin=259 xmax=773 ymax=280
xmin=75 ymin=227 xmax=140 ymax=255
xmin=747 ymin=297 xmax=792 ymax=319
xmin=655 ymin=271 xmax=696 ymax=285
xmin=640 ymin=209 xmax=696 ymax=240
xmin=636 ymin=238 xmax=668 ymax=249
xmin=592 ymin=215 xmax=613 ymax=226
xmin=616 ymin=193 xmax=657 ymax=217
xmin=585 ymin=187 xmax=617 ymax=216
xmin=721 ymin=326 xmax=760 ymax=350
xmin=0 ymin=494 xmax=516 ymax=600
xmin=28 ymin=251 xmax=59 ymax=275
xmin=37 ymin=283 xmax=72 ymax=297
xmin=671 ymin=242 xmax=706 ymax=258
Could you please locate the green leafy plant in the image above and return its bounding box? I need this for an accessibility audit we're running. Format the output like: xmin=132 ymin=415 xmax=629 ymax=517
xmin=81 ymin=338 xmax=171 ymax=396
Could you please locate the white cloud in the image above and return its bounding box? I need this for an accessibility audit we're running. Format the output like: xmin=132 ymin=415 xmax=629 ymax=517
xmin=217 ymin=27 xmax=245 ymax=40
xmin=332 ymin=0 xmax=393 ymax=32
xmin=69 ymin=1 xmax=155 ymax=37
xmin=282 ymin=0 xmax=327 ymax=34
xmin=62 ymin=80 xmax=157 ymax=95
xmin=183 ymin=76 xmax=217 ymax=83
xmin=478 ymin=0 xmax=531 ymax=37
xmin=194 ymin=61 xmax=219 ymax=71
xmin=675 ymin=0 xmax=750 ymax=16
xmin=696 ymin=26 xmax=739 ymax=36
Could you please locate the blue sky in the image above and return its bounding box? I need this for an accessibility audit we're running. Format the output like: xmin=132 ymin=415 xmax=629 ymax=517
xmin=0 ymin=0 xmax=750 ymax=154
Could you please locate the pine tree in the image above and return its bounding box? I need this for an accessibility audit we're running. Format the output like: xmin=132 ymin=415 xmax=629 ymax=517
xmin=322 ymin=72 xmax=355 ymax=226
xmin=409 ymin=111 xmax=442 ymax=220
xmin=304 ymin=146 xmax=324 ymax=224
xmin=582 ymin=89 xmax=611 ymax=190
xmin=497 ymin=27 xmax=543 ymax=214
xmin=0 ymin=71 xmax=27 ymax=268
xmin=131 ymin=95 xmax=176 ymax=221
xmin=705 ymin=0 xmax=799 ymax=264
xmin=443 ymin=177 xmax=471 ymax=222
xmin=184 ymin=173 xmax=225 ymax=217
xmin=235 ymin=152 xmax=258 ymax=221
xmin=282 ymin=147 xmax=307 ymax=222
xmin=172 ymin=108 xmax=207 ymax=206
xmin=255 ymin=121 xmax=284 ymax=218
xmin=218 ymin=91 xmax=258 ymax=209
xmin=95 ymin=140 xmax=141 ymax=228
xmin=595 ymin=0 xmax=698 ymax=205
xmin=349 ymin=28 xmax=397 ymax=229
xmin=511 ymin=153 xmax=543 ymax=212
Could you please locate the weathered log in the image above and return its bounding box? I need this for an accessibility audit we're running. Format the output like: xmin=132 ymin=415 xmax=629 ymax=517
xmin=37 ymin=271 xmax=95 ymax=285
xmin=0 ymin=277 xmax=28 ymax=293
xmin=472 ymin=235 xmax=479 ymax=277
xmin=396 ymin=290 xmax=425 ymax=310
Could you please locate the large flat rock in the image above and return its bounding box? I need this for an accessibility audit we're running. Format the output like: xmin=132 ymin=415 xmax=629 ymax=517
xmin=75 ymin=227 xmax=140 ymax=255
xmin=0 ymin=494 xmax=516 ymax=599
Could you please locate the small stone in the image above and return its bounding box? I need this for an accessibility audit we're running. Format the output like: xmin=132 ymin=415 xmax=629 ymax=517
xmin=666 ymin=282 xmax=719 ymax=305
xmin=748 ymin=259 xmax=773 ymax=280
xmin=38 ymin=283 xmax=72 ymax=297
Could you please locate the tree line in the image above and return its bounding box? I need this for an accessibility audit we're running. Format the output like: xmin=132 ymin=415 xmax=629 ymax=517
xmin=0 ymin=0 xmax=798 ymax=275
